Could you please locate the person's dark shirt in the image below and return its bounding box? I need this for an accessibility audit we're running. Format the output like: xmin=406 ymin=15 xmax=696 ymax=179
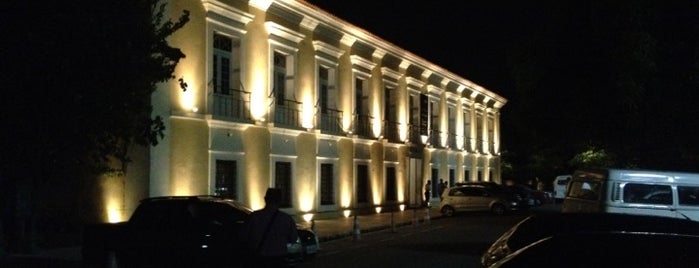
xmin=244 ymin=205 xmax=298 ymax=257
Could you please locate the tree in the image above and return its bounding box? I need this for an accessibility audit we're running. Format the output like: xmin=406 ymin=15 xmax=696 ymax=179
xmin=1 ymin=0 xmax=189 ymax=253
xmin=569 ymin=146 xmax=616 ymax=170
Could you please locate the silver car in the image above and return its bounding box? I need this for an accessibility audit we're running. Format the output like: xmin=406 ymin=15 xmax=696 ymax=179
xmin=439 ymin=185 xmax=525 ymax=216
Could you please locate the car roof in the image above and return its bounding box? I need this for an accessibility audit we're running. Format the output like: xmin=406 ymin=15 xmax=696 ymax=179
xmin=139 ymin=195 xmax=253 ymax=213
xmin=494 ymin=231 xmax=699 ymax=267
xmin=505 ymin=212 xmax=699 ymax=250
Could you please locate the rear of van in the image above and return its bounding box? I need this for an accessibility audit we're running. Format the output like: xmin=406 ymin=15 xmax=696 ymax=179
xmin=561 ymin=169 xmax=608 ymax=213
xmin=562 ymin=168 xmax=699 ymax=221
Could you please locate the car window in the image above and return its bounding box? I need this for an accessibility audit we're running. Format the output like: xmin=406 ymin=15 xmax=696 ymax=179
xmin=458 ymin=187 xmax=482 ymax=197
xmin=678 ymin=186 xmax=699 ymax=206
xmin=449 ymin=188 xmax=465 ymax=196
xmin=130 ymin=201 xmax=193 ymax=229
xmin=623 ymin=183 xmax=673 ymax=205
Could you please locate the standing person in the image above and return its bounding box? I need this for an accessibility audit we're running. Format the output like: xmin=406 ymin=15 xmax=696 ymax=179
xmin=438 ymin=179 xmax=446 ymax=196
xmin=243 ymin=188 xmax=299 ymax=268
xmin=424 ymin=180 xmax=432 ymax=207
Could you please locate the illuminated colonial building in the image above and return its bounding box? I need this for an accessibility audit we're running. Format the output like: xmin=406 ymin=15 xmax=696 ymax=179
xmin=102 ymin=0 xmax=507 ymax=222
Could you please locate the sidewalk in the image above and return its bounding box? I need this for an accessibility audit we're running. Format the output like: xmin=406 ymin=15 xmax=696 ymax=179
xmin=298 ymin=206 xmax=443 ymax=242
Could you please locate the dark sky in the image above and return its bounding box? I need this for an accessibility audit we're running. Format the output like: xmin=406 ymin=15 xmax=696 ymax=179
xmin=304 ymin=1 xmax=699 ymax=175
xmin=304 ymin=1 xmax=539 ymax=98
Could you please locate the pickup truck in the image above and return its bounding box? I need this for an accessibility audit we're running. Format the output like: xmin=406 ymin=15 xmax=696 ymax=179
xmin=82 ymin=195 xmax=318 ymax=267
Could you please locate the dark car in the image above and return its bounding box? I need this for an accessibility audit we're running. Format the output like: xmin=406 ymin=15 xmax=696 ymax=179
xmin=481 ymin=212 xmax=699 ymax=267
xmin=503 ymin=185 xmax=550 ymax=206
xmin=489 ymin=231 xmax=699 ymax=267
xmin=83 ymin=196 xmax=318 ymax=267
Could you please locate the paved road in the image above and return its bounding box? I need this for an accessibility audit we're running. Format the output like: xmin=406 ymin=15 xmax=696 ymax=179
xmin=0 ymin=204 xmax=560 ymax=267
xmin=301 ymin=211 xmax=533 ymax=268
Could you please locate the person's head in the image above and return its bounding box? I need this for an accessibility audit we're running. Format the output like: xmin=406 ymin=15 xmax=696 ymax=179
xmin=264 ymin=188 xmax=283 ymax=207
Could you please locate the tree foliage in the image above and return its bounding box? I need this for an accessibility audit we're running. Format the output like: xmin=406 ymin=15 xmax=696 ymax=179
xmin=2 ymin=0 xmax=189 ymax=252
xmin=569 ymin=146 xmax=616 ymax=170
xmin=3 ymin=0 xmax=189 ymax=181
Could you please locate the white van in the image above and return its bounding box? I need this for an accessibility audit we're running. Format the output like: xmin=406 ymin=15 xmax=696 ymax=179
xmin=561 ymin=168 xmax=699 ymax=221
xmin=552 ymin=175 xmax=571 ymax=200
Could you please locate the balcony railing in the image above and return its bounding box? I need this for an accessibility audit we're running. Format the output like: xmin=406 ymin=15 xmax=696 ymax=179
xmin=383 ymin=120 xmax=402 ymax=143
xmin=448 ymin=131 xmax=458 ymax=149
xmin=429 ymin=128 xmax=442 ymax=148
xmin=408 ymin=124 xmax=422 ymax=145
xmin=274 ymin=99 xmax=303 ymax=129
xmin=319 ymin=107 xmax=344 ymax=134
xmin=213 ymin=89 xmax=253 ymax=122
xmin=355 ymin=114 xmax=373 ymax=138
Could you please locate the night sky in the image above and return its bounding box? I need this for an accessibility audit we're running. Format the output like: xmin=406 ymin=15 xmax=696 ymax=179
xmin=305 ymin=1 xmax=699 ymax=176
xmin=304 ymin=1 xmax=534 ymax=97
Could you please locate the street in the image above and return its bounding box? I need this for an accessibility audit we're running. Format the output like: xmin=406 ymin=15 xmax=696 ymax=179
xmin=301 ymin=211 xmax=532 ymax=268
xmin=1 ymin=207 xmax=555 ymax=268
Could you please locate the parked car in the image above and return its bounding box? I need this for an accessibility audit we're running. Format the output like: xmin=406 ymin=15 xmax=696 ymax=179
xmin=504 ymin=184 xmax=550 ymax=206
xmin=454 ymin=181 xmax=504 ymax=190
xmin=82 ymin=195 xmax=319 ymax=267
xmin=502 ymin=185 xmax=537 ymax=207
xmin=481 ymin=212 xmax=699 ymax=267
xmin=439 ymin=185 xmax=526 ymax=216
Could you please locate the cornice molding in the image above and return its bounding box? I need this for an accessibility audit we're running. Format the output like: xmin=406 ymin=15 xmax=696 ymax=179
xmin=350 ymin=55 xmax=377 ymax=70
xmin=381 ymin=67 xmax=402 ymax=81
xmin=313 ymin=40 xmax=344 ymax=59
xmin=300 ymin=16 xmax=319 ymax=31
xmin=202 ymin=0 xmax=254 ymax=25
xmin=265 ymin=21 xmax=305 ymax=44
xmin=249 ymin=0 xmax=273 ymax=11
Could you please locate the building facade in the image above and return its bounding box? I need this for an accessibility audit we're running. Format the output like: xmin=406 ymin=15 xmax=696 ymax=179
xmin=101 ymin=0 xmax=507 ymax=222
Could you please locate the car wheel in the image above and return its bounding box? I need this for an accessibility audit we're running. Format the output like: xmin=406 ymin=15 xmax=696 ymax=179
xmin=491 ymin=204 xmax=506 ymax=215
xmin=441 ymin=206 xmax=455 ymax=217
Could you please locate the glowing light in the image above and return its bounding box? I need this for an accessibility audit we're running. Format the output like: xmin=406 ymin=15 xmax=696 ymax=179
xmin=398 ymin=124 xmax=408 ymax=142
xmin=107 ymin=206 xmax=123 ymax=223
xmin=173 ymin=181 xmax=193 ymax=196
xmin=399 ymin=204 xmax=405 ymax=211
xmin=456 ymin=135 xmax=464 ymax=150
xmin=299 ymin=189 xmax=314 ymax=212
xmin=375 ymin=206 xmax=382 ymax=213
xmin=343 ymin=209 xmax=351 ymax=218
xmin=302 ymin=213 xmax=314 ymax=222
xmin=250 ymin=69 xmax=267 ymax=121
xmin=301 ymin=96 xmax=315 ymax=129
xmin=341 ymin=180 xmax=352 ymax=208
xmin=372 ymin=116 xmax=382 ymax=138
xmin=181 ymin=87 xmax=196 ymax=112
xmin=101 ymin=175 xmax=125 ymax=223
xmin=440 ymin=131 xmax=448 ymax=148
xmin=421 ymin=135 xmax=429 ymax=144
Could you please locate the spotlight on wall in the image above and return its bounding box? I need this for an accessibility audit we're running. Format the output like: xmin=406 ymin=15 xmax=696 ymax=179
xmin=178 ymin=77 xmax=188 ymax=92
